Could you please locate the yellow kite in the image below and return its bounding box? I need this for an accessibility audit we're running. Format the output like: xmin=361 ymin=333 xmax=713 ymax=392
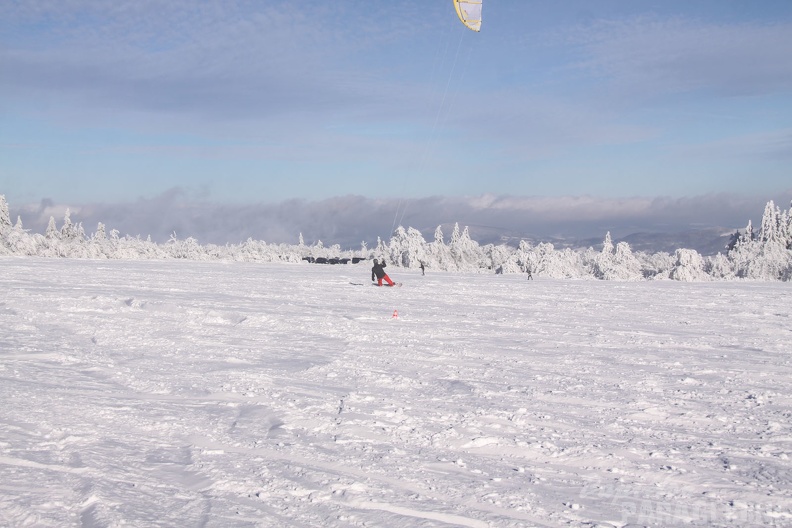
xmin=453 ymin=0 xmax=482 ymax=32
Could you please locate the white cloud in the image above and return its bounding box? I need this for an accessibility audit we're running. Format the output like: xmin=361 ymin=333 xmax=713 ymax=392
xmin=10 ymin=189 xmax=789 ymax=249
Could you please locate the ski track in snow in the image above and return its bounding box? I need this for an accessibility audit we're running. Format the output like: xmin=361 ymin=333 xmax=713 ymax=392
xmin=1 ymin=257 xmax=791 ymax=527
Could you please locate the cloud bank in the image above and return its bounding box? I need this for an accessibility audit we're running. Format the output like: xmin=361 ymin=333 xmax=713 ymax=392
xmin=9 ymin=189 xmax=790 ymax=250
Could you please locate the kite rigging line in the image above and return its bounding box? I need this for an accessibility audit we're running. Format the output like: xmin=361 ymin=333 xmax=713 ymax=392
xmin=391 ymin=26 xmax=471 ymax=234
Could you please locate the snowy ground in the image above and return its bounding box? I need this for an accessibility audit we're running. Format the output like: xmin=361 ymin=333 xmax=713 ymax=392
xmin=1 ymin=258 xmax=791 ymax=528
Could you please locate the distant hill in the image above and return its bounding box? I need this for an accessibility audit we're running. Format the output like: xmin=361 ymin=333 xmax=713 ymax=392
xmin=617 ymin=228 xmax=736 ymax=256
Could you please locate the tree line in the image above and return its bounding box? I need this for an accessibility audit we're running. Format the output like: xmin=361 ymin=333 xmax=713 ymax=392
xmin=1 ymin=195 xmax=790 ymax=281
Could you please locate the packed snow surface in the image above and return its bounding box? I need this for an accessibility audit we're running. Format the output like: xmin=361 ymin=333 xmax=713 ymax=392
xmin=1 ymin=258 xmax=791 ymax=527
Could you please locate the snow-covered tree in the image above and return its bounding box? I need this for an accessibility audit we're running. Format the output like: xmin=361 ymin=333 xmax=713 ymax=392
xmin=388 ymin=226 xmax=427 ymax=268
xmin=705 ymin=252 xmax=734 ymax=280
xmin=524 ymin=243 xmax=584 ymax=278
xmin=373 ymin=236 xmax=387 ymax=262
xmin=2 ymin=222 xmax=40 ymax=256
xmin=759 ymin=201 xmax=782 ymax=244
xmin=632 ymin=250 xmax=673 ymax=280
xmin=167 ymin=234 xmax=204 ymax=260
xmin=0 ymin=195 xmax=11 ymax=235
xmin=448 ymin=224 xmax=481 ymax=271
xmin=511 ymin=240 xmax=535 ymax=274
xmin=669 ymin=249 xmax=709 ymax=281
xmin=428 ymin=225 xmax=452 ymax=270
xmin=434 ymin=225 xmax=444 ymax=245
xmin=93 ymin=223 xmax=107 ymax=241
xmin=783 ymin=201 xmax=792 ymax=250
xmin=582 ymin=234 xmax=647 ymax=280
xmin=45 ymin=216 xmax=59 ymax=240
xmin=592 ymin=232 xmax=615 ymax=279
xmin=726 ymin=202 xmax=792 ymax=280
xmin=487 ymin=244 xmax=515 ymax=274
xmin=611 ymin=242 xmax=643 ymax=280
xmin=742 ymin=240 xmax=792 ymax=280
xmin=60 ymin=209 xmax=78 ymax=241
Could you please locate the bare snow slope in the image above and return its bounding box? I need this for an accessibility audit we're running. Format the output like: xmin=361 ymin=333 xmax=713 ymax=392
xmin=1 ymin=258 xmax=791 ymax=527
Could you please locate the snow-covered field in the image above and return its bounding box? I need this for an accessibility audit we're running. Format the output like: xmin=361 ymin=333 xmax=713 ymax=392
xmin=1 ymin=258 xmax=791 ymax=527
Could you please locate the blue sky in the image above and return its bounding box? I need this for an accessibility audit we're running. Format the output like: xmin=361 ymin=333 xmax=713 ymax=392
xmin=1 ymin=1 xmax=791 ymax=244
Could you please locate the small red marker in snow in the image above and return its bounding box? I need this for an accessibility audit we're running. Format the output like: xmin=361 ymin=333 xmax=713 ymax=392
xmin=392 ymin=309 xmax=398 ymax=319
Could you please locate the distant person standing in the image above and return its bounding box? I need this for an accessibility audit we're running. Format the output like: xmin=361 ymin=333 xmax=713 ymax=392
xmin=420 ymin=261 xmax=425 ymax=276
xmin=371 ymin=259 xmax=395 ymax=286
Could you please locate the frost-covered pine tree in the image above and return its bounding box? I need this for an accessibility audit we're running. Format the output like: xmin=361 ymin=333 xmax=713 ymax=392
xmin=374 ymin=236 xmax=387 ymax=262
xmin=427 ymin=225 xmax=451 ymax=270
xmin=669 ymin=249 xmax=709 ymax=281
xmin=512 ymin=240 xmax=585 ymax=278
xmin=759 ymin=201 xmax=781 ymax=243
xmin=749 ymin=241 xmax=792 ymax=281
xmin=45 ymin=216 xmax=60 ymax=240
xmin=388 ymin=226 xmax=427 ymax=268
xmin=487 ymin=244 xmax=516 ymax=274
xmin=460 ymin=226 xmax=483 ymax=269
xmin=611 ymin=242 xmax=643 ymax=280
xmin=728 ymin=202 xmax=792 ymax=280
xmin=602 ymin=231 xmax=614 ymax=254
xmin=0 ymin=195 xmax=9 ymax=254
xmin=511 ymin=239 xmax=535 ymax=275
xmin=706 ymin=252 xmax=734 ymax=280
xmin=2 ymin=210 xmax=39 ymax=256
xmin=447 ymin=224 xmax=482 ymax=271
xmin=0 ymin=195 xmax=11 ymax=235
xmin=60 ymin=209 xmax=80 ymax=241
xmin=93 ymin=223 xmax=107 ymax=241
xmin=450 ymin=223 xmax=460 ymax=245
xmin=387 ymin=226 xmax=408 ymax=266
xmin=533 ymin=242 xmax=563 ymax=278
xmin=75 ymin=222 xmax=86 ymax=242
xmin=589 ymin=234 xmax=643 ymax=280
xmin=168 ymin=235 xmax=204 ymax=260
xmin=727 ymin=221 xmax=757 ymax=279
xmin=88 ymin=222 xmax=111 ymax=258
xmin=782 ymin=201 xmax=792 ymax=250
xmin=434 ymin=225 xmax=444 ymax=245
xmin=592 ymin=232 xmax=614 ymax=279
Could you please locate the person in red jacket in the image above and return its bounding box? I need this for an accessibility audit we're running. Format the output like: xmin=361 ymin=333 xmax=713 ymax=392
xmin=371 ymin=259 xmax=395 ymax=286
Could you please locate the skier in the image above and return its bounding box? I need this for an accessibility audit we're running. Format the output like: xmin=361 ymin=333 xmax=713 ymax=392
xmin=371 ymin=259 xmax=395 ymax=286
xmin=420 ymin=261 xmax=425 ymax=276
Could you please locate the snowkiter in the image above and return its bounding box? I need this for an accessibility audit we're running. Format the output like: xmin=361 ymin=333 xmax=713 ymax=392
xmin=371 ymin=259 xmax=395 ymax=286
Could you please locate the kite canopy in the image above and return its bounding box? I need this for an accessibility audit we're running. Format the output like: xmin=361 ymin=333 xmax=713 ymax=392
xmin=453 ymin=0 xmax=482 ymax=32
